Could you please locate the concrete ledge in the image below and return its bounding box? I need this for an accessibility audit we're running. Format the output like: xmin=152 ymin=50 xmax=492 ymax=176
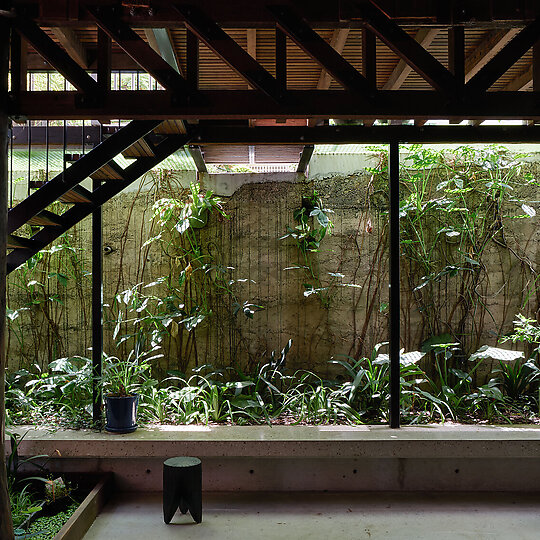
xmin=9 ymin=425 xmax=540 ymax=492
xmin=8 ymin=424 xmax=540 ymax=459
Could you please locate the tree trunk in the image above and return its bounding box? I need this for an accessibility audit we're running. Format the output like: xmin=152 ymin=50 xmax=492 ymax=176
xmin=0 ymin=19 xmax=14 ymax=540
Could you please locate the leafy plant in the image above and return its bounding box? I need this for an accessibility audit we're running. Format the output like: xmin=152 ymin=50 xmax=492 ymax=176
xmin=494 ymin=359 xmax=540 ymax=401
xmin=500 ymin=314 xmax=540 ymax=362
xmin=282 ymin=190 xmax=335 ymax=306
xmin=102 ymin=346 xmax=160 ymax=398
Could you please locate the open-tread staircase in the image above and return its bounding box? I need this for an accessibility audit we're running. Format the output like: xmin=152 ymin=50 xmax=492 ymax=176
xmin=7 ymin=119 xmax=188 ymax=273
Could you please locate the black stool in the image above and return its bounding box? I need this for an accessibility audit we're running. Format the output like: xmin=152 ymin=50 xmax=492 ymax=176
xmin=163 ymin=456 xmax=202 ymax=524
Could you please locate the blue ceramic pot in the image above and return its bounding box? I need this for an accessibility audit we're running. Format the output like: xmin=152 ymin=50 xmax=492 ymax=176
xmin=105 ymin=394 xmax=139 ymax=433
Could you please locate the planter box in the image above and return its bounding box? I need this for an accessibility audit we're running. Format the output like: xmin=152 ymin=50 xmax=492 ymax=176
xmin=21 ymin=473 xmax=113 ymax=540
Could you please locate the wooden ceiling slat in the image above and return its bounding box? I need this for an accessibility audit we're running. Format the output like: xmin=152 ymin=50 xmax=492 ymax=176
xmin=20 ymin=24 xmax=534 ymax=96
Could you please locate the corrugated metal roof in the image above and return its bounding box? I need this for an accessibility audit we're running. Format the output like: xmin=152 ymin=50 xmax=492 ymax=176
xmin=314 ymin=144 xmax=376 ymax=155
xmin=8 ymin=149 xmax=197 ymax=172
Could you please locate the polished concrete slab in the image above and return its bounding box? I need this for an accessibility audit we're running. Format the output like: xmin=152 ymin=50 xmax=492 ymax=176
xmin=83 ymin=491 xmax=540 ymax=540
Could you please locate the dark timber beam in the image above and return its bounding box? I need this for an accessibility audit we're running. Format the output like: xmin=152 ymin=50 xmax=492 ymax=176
xmin=10 ymin=124 xmax=113 ymax=147
xmin=97 ymin=28 xmax=111 ymax=91
xmin=448 ymin=26 xmax=464 ymax=123
xmin=12 ymin=16 xmax=99 ymax=95
xmin=464 ymin=29 xmax=520 ymax=83
xmin=87 ymin=6 xmax=199 ymax=101
xmin=448 ymin=27 xmax=465 ymax=87
xmin=175 ymin=4 xmax=286 ymax=103
xmin=362 ymin=28 xmax=376 ymax=85
xmin=361 ymin=28 xmax=377 ymax=126
xmin=190 ymin=124 xmax=540 ymax=144
xmin=19 ymin=0 xmax=540 ymax=26
xmin=187 ymin=145 xmax=207 ymax=172
xmin=25 ymin=50 xmax=141 ymax=71
xmin=356 ymin=0 xmax=456 ymax=95
xmin=269 ymin=5 xmax=374 ymax=98
xmin=297 ymin=144 xmax=314 ymax=173
xmin=11 ymin=124 xmax=540 ymax=145
xmin=466 ymin=18 xmax=540 ymax=93
xmin=9 ymin=31 xmax=27 ymax=94
xmin=13 ymin=89 xmax=540 ymax=120
xmin=50 ymin=27 xmax=89 ymax=68
xmin=382 ymin=28 xmax=440 ymax=90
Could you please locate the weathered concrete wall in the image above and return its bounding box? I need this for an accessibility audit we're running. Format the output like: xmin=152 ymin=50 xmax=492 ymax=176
xmin=6 ymin=152 xmax=540 ymax=378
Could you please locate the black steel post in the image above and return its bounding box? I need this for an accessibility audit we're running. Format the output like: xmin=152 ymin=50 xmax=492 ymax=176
xmin=92 ymin=175 xmax=103 ymax=427
xmin=389 ymin=140 xmax=401 ymax=428
xmin=0 ymin=20 xmax=15 ymax=540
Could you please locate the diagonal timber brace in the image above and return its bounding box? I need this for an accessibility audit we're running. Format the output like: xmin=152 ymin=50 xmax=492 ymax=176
xmin=87 ymin=5 xmax=201 ymax=104
xmin=353 ymin=0 xmax=457 ymax=96
xmin=174 ymin=4 xmax=286 ymax=103
xmin=268 ymin=5 xmax=374 ymax=98
xmin=466 ymin=18 xmax=540 ymax=93
xmin=12 ymin=16 xmax=99 ymax=96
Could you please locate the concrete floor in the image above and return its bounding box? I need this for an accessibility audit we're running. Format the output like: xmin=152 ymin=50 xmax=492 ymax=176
xmin=83 ymin=491 xmax=540 ymax=540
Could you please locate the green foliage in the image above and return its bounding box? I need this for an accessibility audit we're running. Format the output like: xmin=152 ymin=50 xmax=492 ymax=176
xmin=500 ymin=314 xmax=540 ymax=361
xmin=18 ymin=501 xmax=79 ymax=540
xmin=282 ymin=190 xmax=335 ymax=306
xmin=6 ymin=357 xmax=93 ymax=427
xmin=118 ymin=178 xmax=262 ymax=373
xmin=8 ymin=338 xmax=537 ymax=427
xmin=363 ymin=145 xmax=538 ymax=357
xmin=494 ymin=359 xmax=540 ymax=401
xmin=102 ymin=347 xmax=159 ymax=398
xmin=398 ymin=145 xmax=535 ymax=349
xmin=284 ymin=191 xmax=334 ymax=254
xmin=6 ymin=229 xmax=89 ymax=370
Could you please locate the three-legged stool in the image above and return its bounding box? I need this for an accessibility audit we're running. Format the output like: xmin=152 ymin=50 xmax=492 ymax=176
xmin=163 ymin=456 xmax=202 ymax=524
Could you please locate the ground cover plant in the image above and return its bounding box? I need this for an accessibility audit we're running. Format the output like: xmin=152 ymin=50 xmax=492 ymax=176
xmin=5 ymin=326 xmax=540 ymax=428
xmin=6 ymin=433 xmax=82 ymax=540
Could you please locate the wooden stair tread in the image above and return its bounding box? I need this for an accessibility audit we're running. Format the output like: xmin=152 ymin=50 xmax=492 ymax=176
xmin=8 ymin=234 xmax=35 ymax=249
xmin=27 ymin=210 xmax=63 ymax=227
xmin=90 ymin=163 xmax=124 ymax=181
xmin=153 ymin=120 xmax=187 ymax=135
xmin=58 ymin=185 xmax=93 ymax=204
xmin=122 ymin=138 xmax=155 ymax=158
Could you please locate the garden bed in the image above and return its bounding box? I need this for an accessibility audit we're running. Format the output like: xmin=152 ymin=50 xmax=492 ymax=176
xmin=14 ymin=473 xmax=112 ymax=540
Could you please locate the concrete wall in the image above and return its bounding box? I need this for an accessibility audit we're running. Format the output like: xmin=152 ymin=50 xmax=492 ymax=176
xmin=6 ymin=151 xmax=540 ymax=377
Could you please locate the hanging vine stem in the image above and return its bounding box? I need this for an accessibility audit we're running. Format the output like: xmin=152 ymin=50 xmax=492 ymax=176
xmin=282 ymin=190 xmax=335 ymax=308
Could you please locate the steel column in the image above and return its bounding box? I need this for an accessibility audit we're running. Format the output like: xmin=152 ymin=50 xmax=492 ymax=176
xmin=92 ymin=177 xmax=103 ymax=427
xmin=388 ymin=140 xmax=401 ymax=428
xmin=0 ymin=20 xmax=15 ymax=540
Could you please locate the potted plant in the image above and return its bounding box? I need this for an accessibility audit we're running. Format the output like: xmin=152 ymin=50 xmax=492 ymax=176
xmin=102 ymin=346 xmax=159 ymax=433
